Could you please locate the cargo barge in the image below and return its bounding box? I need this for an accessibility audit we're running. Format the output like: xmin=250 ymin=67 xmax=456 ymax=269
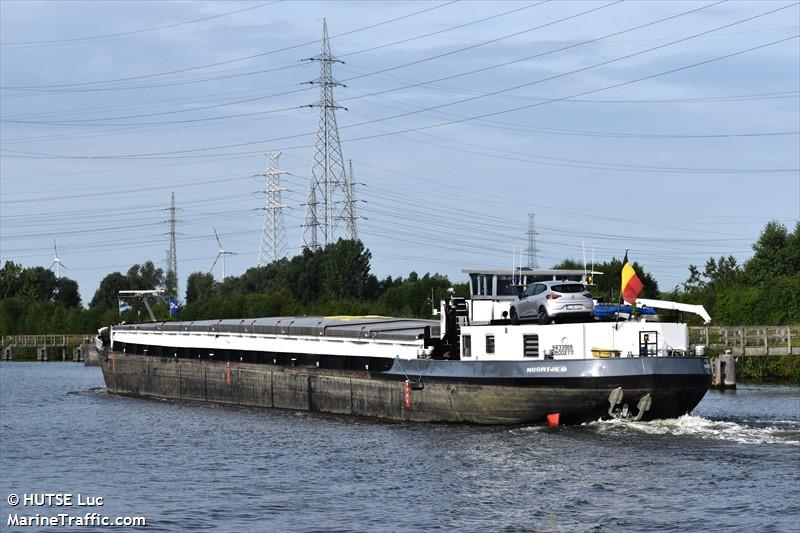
xmin=97 ymin=269 xmax=712 ymax=425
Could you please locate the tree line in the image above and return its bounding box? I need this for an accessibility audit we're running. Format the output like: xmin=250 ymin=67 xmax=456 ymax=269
xmin=1 ymin=221 xmax=797 ymax=336
xmin=0 ymin=239 xmax=468 ymax=334
xmin=663 ymin=220 xmax=800 ymax=325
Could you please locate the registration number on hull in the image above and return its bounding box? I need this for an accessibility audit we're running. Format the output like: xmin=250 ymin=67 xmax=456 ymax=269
xmin=552 ymin=344 xmax=574 ymax=356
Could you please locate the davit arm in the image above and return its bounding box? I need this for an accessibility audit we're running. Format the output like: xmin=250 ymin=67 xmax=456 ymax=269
xmin=635 ymin=298 xmax=712 ymax=324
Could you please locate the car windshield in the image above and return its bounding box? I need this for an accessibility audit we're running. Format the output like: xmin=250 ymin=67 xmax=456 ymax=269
xmin=551 ymin=283 xmax=585 ymax=293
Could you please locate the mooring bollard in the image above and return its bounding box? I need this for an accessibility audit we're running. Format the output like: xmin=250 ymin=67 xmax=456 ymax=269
xmin=712 ymin=350 xmax=737 ymax=389
xmin=720 ymin=351 xmax=736 ymax=389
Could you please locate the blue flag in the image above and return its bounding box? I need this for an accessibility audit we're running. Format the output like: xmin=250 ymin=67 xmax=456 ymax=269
xmin=118 ymin=300 xmax=132 ymax=315
xmin=169 ymin=298 xmax=180 ymax=316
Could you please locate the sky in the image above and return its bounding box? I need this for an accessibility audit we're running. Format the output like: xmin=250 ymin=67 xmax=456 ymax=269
xmin=1 ymin=0 xmax=798 ymax=304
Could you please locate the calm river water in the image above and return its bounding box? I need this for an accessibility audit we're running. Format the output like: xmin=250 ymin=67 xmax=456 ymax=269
xmin=1 ymin=363 xmax=798 ymax=532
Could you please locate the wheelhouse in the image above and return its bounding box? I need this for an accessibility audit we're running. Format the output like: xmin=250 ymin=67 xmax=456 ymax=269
xmin=461 ymin=268 xmax=602 ymax=324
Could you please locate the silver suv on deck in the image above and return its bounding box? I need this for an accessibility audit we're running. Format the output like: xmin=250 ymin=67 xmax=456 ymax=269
xmin=510 ymin=280 xmax=594 ymax=325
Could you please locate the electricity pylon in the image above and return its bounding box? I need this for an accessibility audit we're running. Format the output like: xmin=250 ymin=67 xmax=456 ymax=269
xmin=302 ymin=19 xmax=358 ymax=249
xmin=526 ymin=213 xmax=540 ymax=269
xmin=259 ymin=152 xmax=289 ymax=265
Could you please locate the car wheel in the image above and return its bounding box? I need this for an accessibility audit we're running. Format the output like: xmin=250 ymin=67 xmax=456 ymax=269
xmin=510 ymin=308 xmax=520 ymax=325
xmin=538 ymin=307 xmax=551 ymax=325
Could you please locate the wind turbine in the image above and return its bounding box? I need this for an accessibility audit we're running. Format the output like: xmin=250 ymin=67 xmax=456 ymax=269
xmin=209 ymin=229 xmax=237 ymax=280
xmin=49 ymin=240 xmax=68 ymax=278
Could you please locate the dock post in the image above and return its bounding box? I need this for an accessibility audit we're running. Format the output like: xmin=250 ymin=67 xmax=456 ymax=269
xmin=2 ymin=346 xmax=12 ymax=361
xmin=787 ymin=327 xmax=793 ymax=355
xmin=721 ymin=351 xmax=736 ymax=388
xmin=712 ymin=350 xmax=736 ymax=389
xmin=37 ymin=346 xmax=48 ymax=361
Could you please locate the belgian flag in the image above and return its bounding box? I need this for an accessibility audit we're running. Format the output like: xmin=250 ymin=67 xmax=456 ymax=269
xmin=621 ymin=251 xmax=644 ymax=304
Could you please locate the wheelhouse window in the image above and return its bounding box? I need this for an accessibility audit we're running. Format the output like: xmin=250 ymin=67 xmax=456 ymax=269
xmin=523 ymin=335 xmax=540 ymax=358
xmin=470 ymin=274 xmax=480 ymax=296
xmin=496 ymin=275 xmax=517 ymax=296
xmin=463 ymin=335 xmax=472 ymax=358
xmin=486 ymin=335 xmax=495 ymax=354
xmin=469 ymin=274 xmax=493 ymax=296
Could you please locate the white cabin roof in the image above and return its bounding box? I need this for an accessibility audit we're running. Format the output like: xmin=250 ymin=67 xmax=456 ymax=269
xmin=462 ymin=268 xmax=603 ymax=276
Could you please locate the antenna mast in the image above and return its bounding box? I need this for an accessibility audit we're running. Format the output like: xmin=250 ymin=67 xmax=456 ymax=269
xmin=259 ymin=152 xmax=289 ymax=265
xmin=302 ymin=19 xmax=353 ymax=250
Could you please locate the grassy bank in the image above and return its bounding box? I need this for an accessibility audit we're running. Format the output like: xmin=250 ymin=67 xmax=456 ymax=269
xmin=734 ymin=355 xmax=800 ymax=384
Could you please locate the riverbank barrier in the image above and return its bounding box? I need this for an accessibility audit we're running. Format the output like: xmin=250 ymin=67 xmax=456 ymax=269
xmin=1 ymin=335 xmax=100 ymax=364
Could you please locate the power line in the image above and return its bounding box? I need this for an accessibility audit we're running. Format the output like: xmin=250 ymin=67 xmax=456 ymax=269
xmin=0 ymin=1 xmax=459 ymax=90
xmin=339 ymin=0 xmax=625 ymax=85
xmin=339 ymin=2 xmax=546 ymax=59
xmin=0 ymin=2 xmax=558 ymax=117
xmin=8 ymin=4 xmax=793 ymax=163
xmin=1 ymin=2 xmax=280 ymax=47
xmin=0 ymin=1 xmax=784 ymax=134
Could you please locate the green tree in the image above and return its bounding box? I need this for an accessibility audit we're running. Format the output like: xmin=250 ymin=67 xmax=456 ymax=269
xmin=0 ymin=261 xmax=23 ymax=298
xmin=683 ymin=255 xmax=742 ymax=292
xmin=322 ymin=239 xmax=372 ymax=300
xmin=674 ymin=220 xmax=800 ymax=326
xmin=54 ymin=277 xmax=81 ymax=308
xmin=185 ymin=272 xmax=216 ymax=305
xmin=126 ymin=261 xmax=164 ymax=290
xmin=744 ymin=221 xmax=800 ymax=283
xmin=90 ymin=272 xmax=128 ymax=310
xmin=282 ymin=247 xmax=323 ymax=304
xmin=165 ymin=270 xmax=178 ymax=298
xmin=19 ymin=267 xmax=57 ymax=301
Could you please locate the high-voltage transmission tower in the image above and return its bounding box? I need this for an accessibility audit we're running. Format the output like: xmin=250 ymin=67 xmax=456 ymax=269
xmin=302 ymin=19 xmax=358 ymax=250
xmin=165 ymin=192 xmax=180 ymax=299
xmin=258 ymin=152 xmax=289 ymax=265
xmin=525 ymin=213 xmax=540 ymax=269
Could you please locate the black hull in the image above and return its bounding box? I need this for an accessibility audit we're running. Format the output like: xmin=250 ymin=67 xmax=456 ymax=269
xmin=99 ymin=353 xmax=710 ymax=425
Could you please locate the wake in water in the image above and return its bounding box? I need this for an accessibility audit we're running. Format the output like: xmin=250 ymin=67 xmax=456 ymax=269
xmin=585 ymin=414 xmax=800 ymax=446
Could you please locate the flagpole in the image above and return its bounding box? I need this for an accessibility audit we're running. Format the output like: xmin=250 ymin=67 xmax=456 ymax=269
xmin=614 ymin=249 xmax=628 ymax=331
